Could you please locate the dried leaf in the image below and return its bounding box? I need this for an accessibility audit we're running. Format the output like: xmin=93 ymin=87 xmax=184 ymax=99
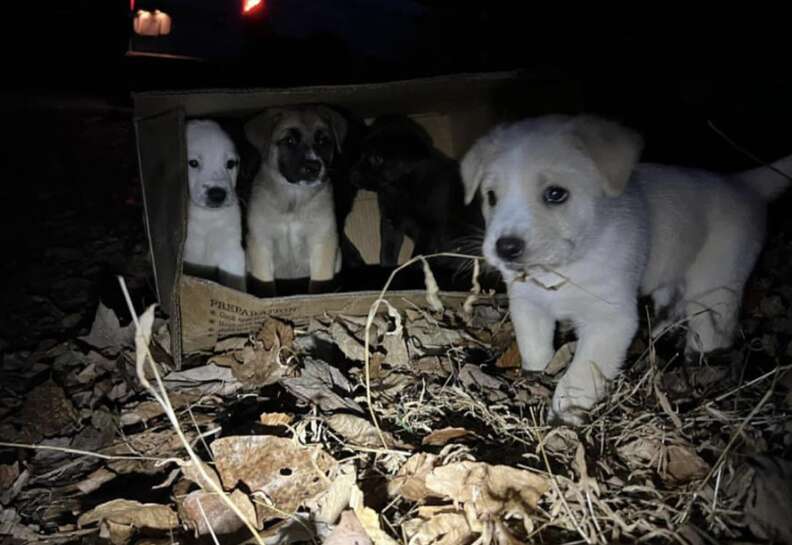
xmin=744 ymin=455 xmax=792 ymax=544
xmin=324 ymin=510 xmax=373 ymax=545
xmin=260 ymin=412 xmax=294 ymax=427
xmin=230 ymin=317 xmax=292 ymax=386
xmin=544 ymin=342 xmax=576 ymax=376
xmin=18 ymin=380 xmax=79 ymax=440
xmin=618 ymin=438 xmax=709 ymax=483
xmin=306 ymin=463 xmax=357 ymax=525
xmin=331 ymin=321 xmax=368 ymax=361
xmin=179 ymin=489 xmax=257 ymax=536
xmin=408 ymin=322 xmax=468 ymax=354
xmin=77 ymin=499 xmax=178 ymax=531
xmin=163 ymin=364 xmax=243 ymax=396
xmin=350 ymin=486 xmax=399 ymax=545
xmin=0 ymin=508 xmax=41 ymax=541
xmin=327 ymin=414 xmax=408 ymax=449
xmin=382 ymin=328 xmax=410 ymax=367
xmin=207 ymin=353 xmax=237 ymax=368
xmin=403 ymin=511 xmax=472 ymax=545
xmin=661 ymin=366 xmax=730 ymax=399
xmin=101 ymin=519 xmax=136 ymax=545
xmin=75 ymin=467 xmax=117 ymax=494
xmin=105 ymin=428 xmax=195 ymax=475
xmin=425 ymin=461 xmax=549 ymax=523
xmin=414 ymin=356 xmax=452 ymax=376
xmin=496 ymin=341 xmax=521 ymax=369
xmin=388 ymin=453 xmax=438 ymax=502
xmin=119 ymin=393 xmax=197 ymax=427
xmin=182 ymin=460 xmax=222 ymax=491
xmin=79 ymin=303 xmax=135 ymax=354
xmin=213 ymin=336 xmax=249 ymax=353
xmin=422 ymin=427 xmax=471 ymax=447
xmin=254 ymin=516 xmax=315 ymax=543
xmin=459 ymin=364 xmax=506 ymax=394
xmin=0 ymin=468 xmax=28 ymax=505
xmin=667 ymin=445 xmax=710 ymax=483
xmin=281 ymin=358 xmax=364 ymax=413
xmin=210 ymin=435 xmax=337 ymax=524
xmin=121 ymin=401 xmax=165 ymax=427
xmin=0 ymin=463 xmax=20 ymax=491
xmin=258 ymin=316 xmax=294 ymax=348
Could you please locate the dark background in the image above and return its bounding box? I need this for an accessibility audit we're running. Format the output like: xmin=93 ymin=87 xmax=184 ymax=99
xmin=6 ymin=2 xmax=792 ymax=166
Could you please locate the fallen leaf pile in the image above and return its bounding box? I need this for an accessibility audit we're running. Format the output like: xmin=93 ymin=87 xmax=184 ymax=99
xmin=2 ymin=280 xmax=790 ymax=545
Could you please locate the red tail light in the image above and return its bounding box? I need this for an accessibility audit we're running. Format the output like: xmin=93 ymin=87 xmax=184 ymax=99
xmin=243 ymin=0 xmax=264 ymax=15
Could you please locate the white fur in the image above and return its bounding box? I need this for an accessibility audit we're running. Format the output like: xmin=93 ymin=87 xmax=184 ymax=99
xmin=183 ymin=119 xmax=246 ymax=292
xmin=461 ymin=115 xmax=791 ymax=424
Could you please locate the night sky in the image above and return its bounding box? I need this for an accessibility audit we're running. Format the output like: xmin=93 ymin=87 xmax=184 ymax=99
xmin=3 ymin=2 xmax=792 ymax=174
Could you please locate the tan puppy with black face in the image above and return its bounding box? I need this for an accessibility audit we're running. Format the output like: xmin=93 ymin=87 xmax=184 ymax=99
xmin=462 ymin=115 xmax=791 ymax=424
xmin=245 ymin=105 xmax=347 ymax=295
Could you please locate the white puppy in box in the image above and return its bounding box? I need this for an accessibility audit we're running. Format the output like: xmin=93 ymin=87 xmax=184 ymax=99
xmin=461 ymin=115 xmax=791 ymax=424
xmin=183 ymin=119 xmax=247 ymax=292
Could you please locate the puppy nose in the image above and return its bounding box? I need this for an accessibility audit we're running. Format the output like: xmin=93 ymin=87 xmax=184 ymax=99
xmin=301 ymin=159 xmax=322 ymax=178
xmin=495 ymin=236 xmax=525 ymax=261
xmin=207 ymin=187 xmax=227 ymax=205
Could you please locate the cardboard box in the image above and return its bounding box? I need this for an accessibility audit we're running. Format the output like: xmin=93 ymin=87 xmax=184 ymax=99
xmin=133 ymin=71 xmax=579 ymax=364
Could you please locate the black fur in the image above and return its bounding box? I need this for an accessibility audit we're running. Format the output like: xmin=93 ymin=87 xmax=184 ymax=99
xmin=329 ymin=107 xmax=367 ymax=270
xmin=350 ymin=114 xmax=485 ymax=286
xmin=276 ymin=126 xmax=336 ymax=184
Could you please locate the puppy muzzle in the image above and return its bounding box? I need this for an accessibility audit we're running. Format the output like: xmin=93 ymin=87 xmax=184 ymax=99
xmin=495 ymin=236 xmax=526 ymax=261
xmin=289 ymin=160 xmax=326 ymax=186
xmin=202 ymin=186 xmax=233 ymax=208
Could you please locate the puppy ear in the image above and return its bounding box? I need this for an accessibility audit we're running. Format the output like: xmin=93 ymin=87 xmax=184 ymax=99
xmin=317 ymin=105 xmax=348 ymax=152
xmin=460 ymin=126 xmax=504 ymax=205
xmin=245 ymin=109 xmax=286 ymax=157
xmin=570 ymin=116 xmax=643 ymax=196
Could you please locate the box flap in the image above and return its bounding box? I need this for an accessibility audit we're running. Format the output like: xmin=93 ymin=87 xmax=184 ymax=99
xmin=135 ymin=109 xmax=188 ymax=361
xmin=133 ymin=71 xmax=522 ymax=119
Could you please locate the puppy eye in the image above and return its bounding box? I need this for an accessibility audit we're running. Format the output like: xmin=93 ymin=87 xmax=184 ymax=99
xmin=543 ymin=185 xmax=569 ymax=205
xmin=188 ymin=159 xmax=199 ymax=168
xmin=369 ymin=154 xmax=383 ymax=167
xmin=315 ymin=133 xmax=330 ymax=146
xmin=226 ymin=159 xmax=239 ymax=170
xmin=280 ymin=135 xmax=298 ymax=146
xmin=486 ymin=190 xmax=497 ymax=207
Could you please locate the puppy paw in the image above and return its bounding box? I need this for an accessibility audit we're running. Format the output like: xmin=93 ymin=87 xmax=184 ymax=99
xmin=520 ymin=346 xmax=555 ymax=373
xmin=548 ymin=373 xmax=603 ymax=426
xmin=248 ymin=276 xmax=277 ymax=298
xmin=547 ymin=405 xmax=588 ymax=427
xmin=308 ymin=279 xmax=337 ymax=294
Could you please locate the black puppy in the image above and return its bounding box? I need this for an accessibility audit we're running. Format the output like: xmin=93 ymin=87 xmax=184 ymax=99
xmin=350 ymin=115 xmax=484 ymax=281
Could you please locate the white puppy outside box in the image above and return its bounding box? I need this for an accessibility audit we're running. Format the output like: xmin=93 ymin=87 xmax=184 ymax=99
xmin=183 ymin=119 xmax=247 ymax=293
xmin=461 ymin=115 xmax=791 ymax=424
